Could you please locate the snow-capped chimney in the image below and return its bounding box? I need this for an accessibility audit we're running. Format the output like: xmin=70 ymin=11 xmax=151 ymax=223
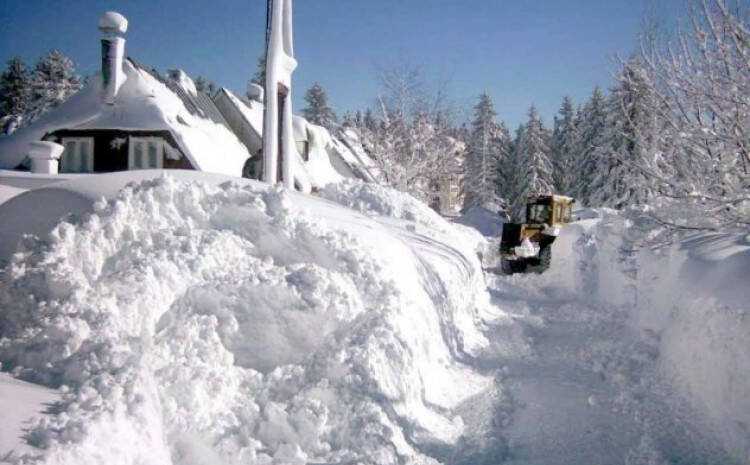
xmin=98 ymin=11 xmax=128 ymax=104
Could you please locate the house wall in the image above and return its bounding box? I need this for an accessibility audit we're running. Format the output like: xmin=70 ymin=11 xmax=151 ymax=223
xmin=46 ymin=129 xmax=193 ymax=173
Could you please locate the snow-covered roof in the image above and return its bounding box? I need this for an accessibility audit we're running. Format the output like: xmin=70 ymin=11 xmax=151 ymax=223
xmin=217 ymin=88 xmax=264 ymax=136
xmin=0 ymin=60 xmax=249 ymax=177
xmin=212 ymin=88 xmax=379 ymax=187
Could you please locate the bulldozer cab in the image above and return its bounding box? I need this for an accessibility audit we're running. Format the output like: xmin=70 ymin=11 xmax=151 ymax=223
xmin=525 ymin=195 xmax=574 ymax=226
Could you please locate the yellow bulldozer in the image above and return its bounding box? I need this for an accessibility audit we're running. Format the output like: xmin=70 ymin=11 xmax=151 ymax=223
xmin=500 ymin=194 xmax=575 ymax=274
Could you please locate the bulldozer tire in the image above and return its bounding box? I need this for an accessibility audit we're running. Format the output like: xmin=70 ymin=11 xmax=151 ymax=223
xmin=535 ymin=246 xmax=552 ymax=273
xmin=501 ymin=259 xmax=525 ymax=274
xmin=501 ymin=259 xmax=512 ymax=274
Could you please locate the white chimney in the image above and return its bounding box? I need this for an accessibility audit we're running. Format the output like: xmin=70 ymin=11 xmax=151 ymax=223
xmin=98 ymin=11 xmax=128 ymax=104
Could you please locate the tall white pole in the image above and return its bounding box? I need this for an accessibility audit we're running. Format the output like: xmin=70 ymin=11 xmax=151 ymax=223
xmin=262 ymin=0 xmax=296 ymax=188
xmin=262 ymin=0 xmax=282 ymax=185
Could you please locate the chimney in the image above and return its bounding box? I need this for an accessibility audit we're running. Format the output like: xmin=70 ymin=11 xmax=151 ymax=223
xmin=98 ymin=11 xmax=128 ymax=104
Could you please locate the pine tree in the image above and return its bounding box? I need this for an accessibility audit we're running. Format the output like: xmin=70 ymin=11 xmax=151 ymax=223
xmin=0 ymin=57 xmax=31 ymax=118
xmin=463 ymin=93 xmax=504 ymax=209
xmin=551 ymin=96 xmax=579 ymax=195
xmin=494 ymin=120 xmax=512 ymax=205
xmin=27 ymin=50 xmax=81 ymax=122
xmin=502 ymin=123 xmax=526 ymax=206
xmin=511 ymin=106 xmax=555 ymax=219
xmin=574 ymin=87 xmax=607 ymax=205
xmin=588 ymin=58 xmax=662 ymax=209
xmin=301 ymin=83 xmax=338 ymax=131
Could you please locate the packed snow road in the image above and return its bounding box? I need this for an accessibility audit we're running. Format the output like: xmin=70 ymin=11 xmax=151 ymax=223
xmin=474 ymin=275 xmax=732 ymax=465
xmin=447 ymin=215 xmax=750 ymax=465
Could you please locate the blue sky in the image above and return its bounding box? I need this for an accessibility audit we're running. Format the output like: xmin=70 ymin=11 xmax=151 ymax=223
xmin=0 ymin=0 xmax=681 ymax=128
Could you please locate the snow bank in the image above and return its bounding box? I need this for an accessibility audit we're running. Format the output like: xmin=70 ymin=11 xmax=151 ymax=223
xmin=0 ymin=172 xmax=496 ymax=464
xmin=0 ymin=184 xmax=27 ymax=205
xmin=545 ymin=211 xmax=750 ymax=461
xmin=455 ymin=203 xmax=508 ymax=238
xmin=320 ymin=180 xmax=449 ymax=232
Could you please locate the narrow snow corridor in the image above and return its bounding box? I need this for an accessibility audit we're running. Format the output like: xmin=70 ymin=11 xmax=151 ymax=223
xmin=449 ymin=270 xmax=737 ymax=465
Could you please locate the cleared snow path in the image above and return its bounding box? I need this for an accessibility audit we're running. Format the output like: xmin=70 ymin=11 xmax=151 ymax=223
xmin=450 ymin=219 xmax=744 ymax=465
xmin=480 ymin=276 xmax=732 ymax=465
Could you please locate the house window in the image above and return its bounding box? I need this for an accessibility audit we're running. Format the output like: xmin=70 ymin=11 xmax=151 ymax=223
xmin=60 ymin=138 xmax=94 ymax=173
xmin=128 ymin=137 xmax=165 ymax=170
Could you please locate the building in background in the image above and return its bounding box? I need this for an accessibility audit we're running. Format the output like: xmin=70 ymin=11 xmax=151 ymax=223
xmin=0 ymin=10 xmax=378 ymax=191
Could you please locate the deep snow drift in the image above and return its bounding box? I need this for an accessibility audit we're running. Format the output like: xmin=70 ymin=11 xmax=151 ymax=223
xmin=0 ymin=171 xmax=501 ymax=465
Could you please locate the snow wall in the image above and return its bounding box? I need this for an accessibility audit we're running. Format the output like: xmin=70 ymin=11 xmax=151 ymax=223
xmin=0 ymin=172 xmax=498 ymax=465
xmin=544 ymin=211 xmax=750 ymax=462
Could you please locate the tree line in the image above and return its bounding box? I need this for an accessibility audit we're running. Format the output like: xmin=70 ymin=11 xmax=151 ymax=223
xmin=0 ymin=51 xmax=83 ymax=133
xmin=305 ymin=0 xmax=750 ymax=229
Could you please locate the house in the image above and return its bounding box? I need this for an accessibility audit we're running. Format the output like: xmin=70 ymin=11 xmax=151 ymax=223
xmin=0 ymin=10 xmax=379 ymax=191
xmin=0 ymin=12 xmax=249 ymax=177
xmin=214 ymin=87 xmax=379 ymax=189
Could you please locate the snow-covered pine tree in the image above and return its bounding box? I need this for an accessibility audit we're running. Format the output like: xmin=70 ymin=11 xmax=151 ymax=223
xmin=494 ymin=120 xmax=512 ymax=205
xmin=573 ymin=87 xmax=607 ymax=205
xmin=0 ymin=57 xmax=31 ymax=119
xmin=500 ymin=123 xmax=525 ymax=210
xmin=551 ymin=96 xmax=579 ymax=195
xmin=463 ymin=93 xmax=504 ymax=209
xmin=26 ymin=50 xmax=81 ymax=123
xmin=511 ymin=106 xmax=555 ymax=220
xmin=301 ymin=83 xmax=338 ymax=131
xmin=588 ymin=58 xmax=662 ymax=209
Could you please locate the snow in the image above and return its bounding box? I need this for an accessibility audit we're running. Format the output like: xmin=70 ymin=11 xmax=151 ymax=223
xmin=293 ymin=117 xmax=346 ymax=187
xmin=169 ymin=69 xmax=198 ymax=97
xmin=98 ymin=11 xmax=128 ymax=34
xmin=0 ymin=374 xmax=60 ymax=459
xmin=1 ymin=169 xmax=747 ymax=464
xmin=489 ymin=210 xmax=750 ymax=463
xmin=0 ymin=184 xmax=27 ymax=204
xmin=455 ymin=203 xmax=508 ymax=238
xmin=331 ymin=128 xmax=380 ymax=183
xmin=0 ymin=170 xmax=496 ymax=464
xmin=514 ymin=238 xmax=539 ymax=258
xmin=0 ymin=60 xmax=249 ymax=177
xmin=222 ymin=89 xmax=264 ymax=135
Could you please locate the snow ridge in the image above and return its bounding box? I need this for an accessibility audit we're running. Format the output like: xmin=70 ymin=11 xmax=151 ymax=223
xmin=0 ymin=175 xmax=495 ymax=465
